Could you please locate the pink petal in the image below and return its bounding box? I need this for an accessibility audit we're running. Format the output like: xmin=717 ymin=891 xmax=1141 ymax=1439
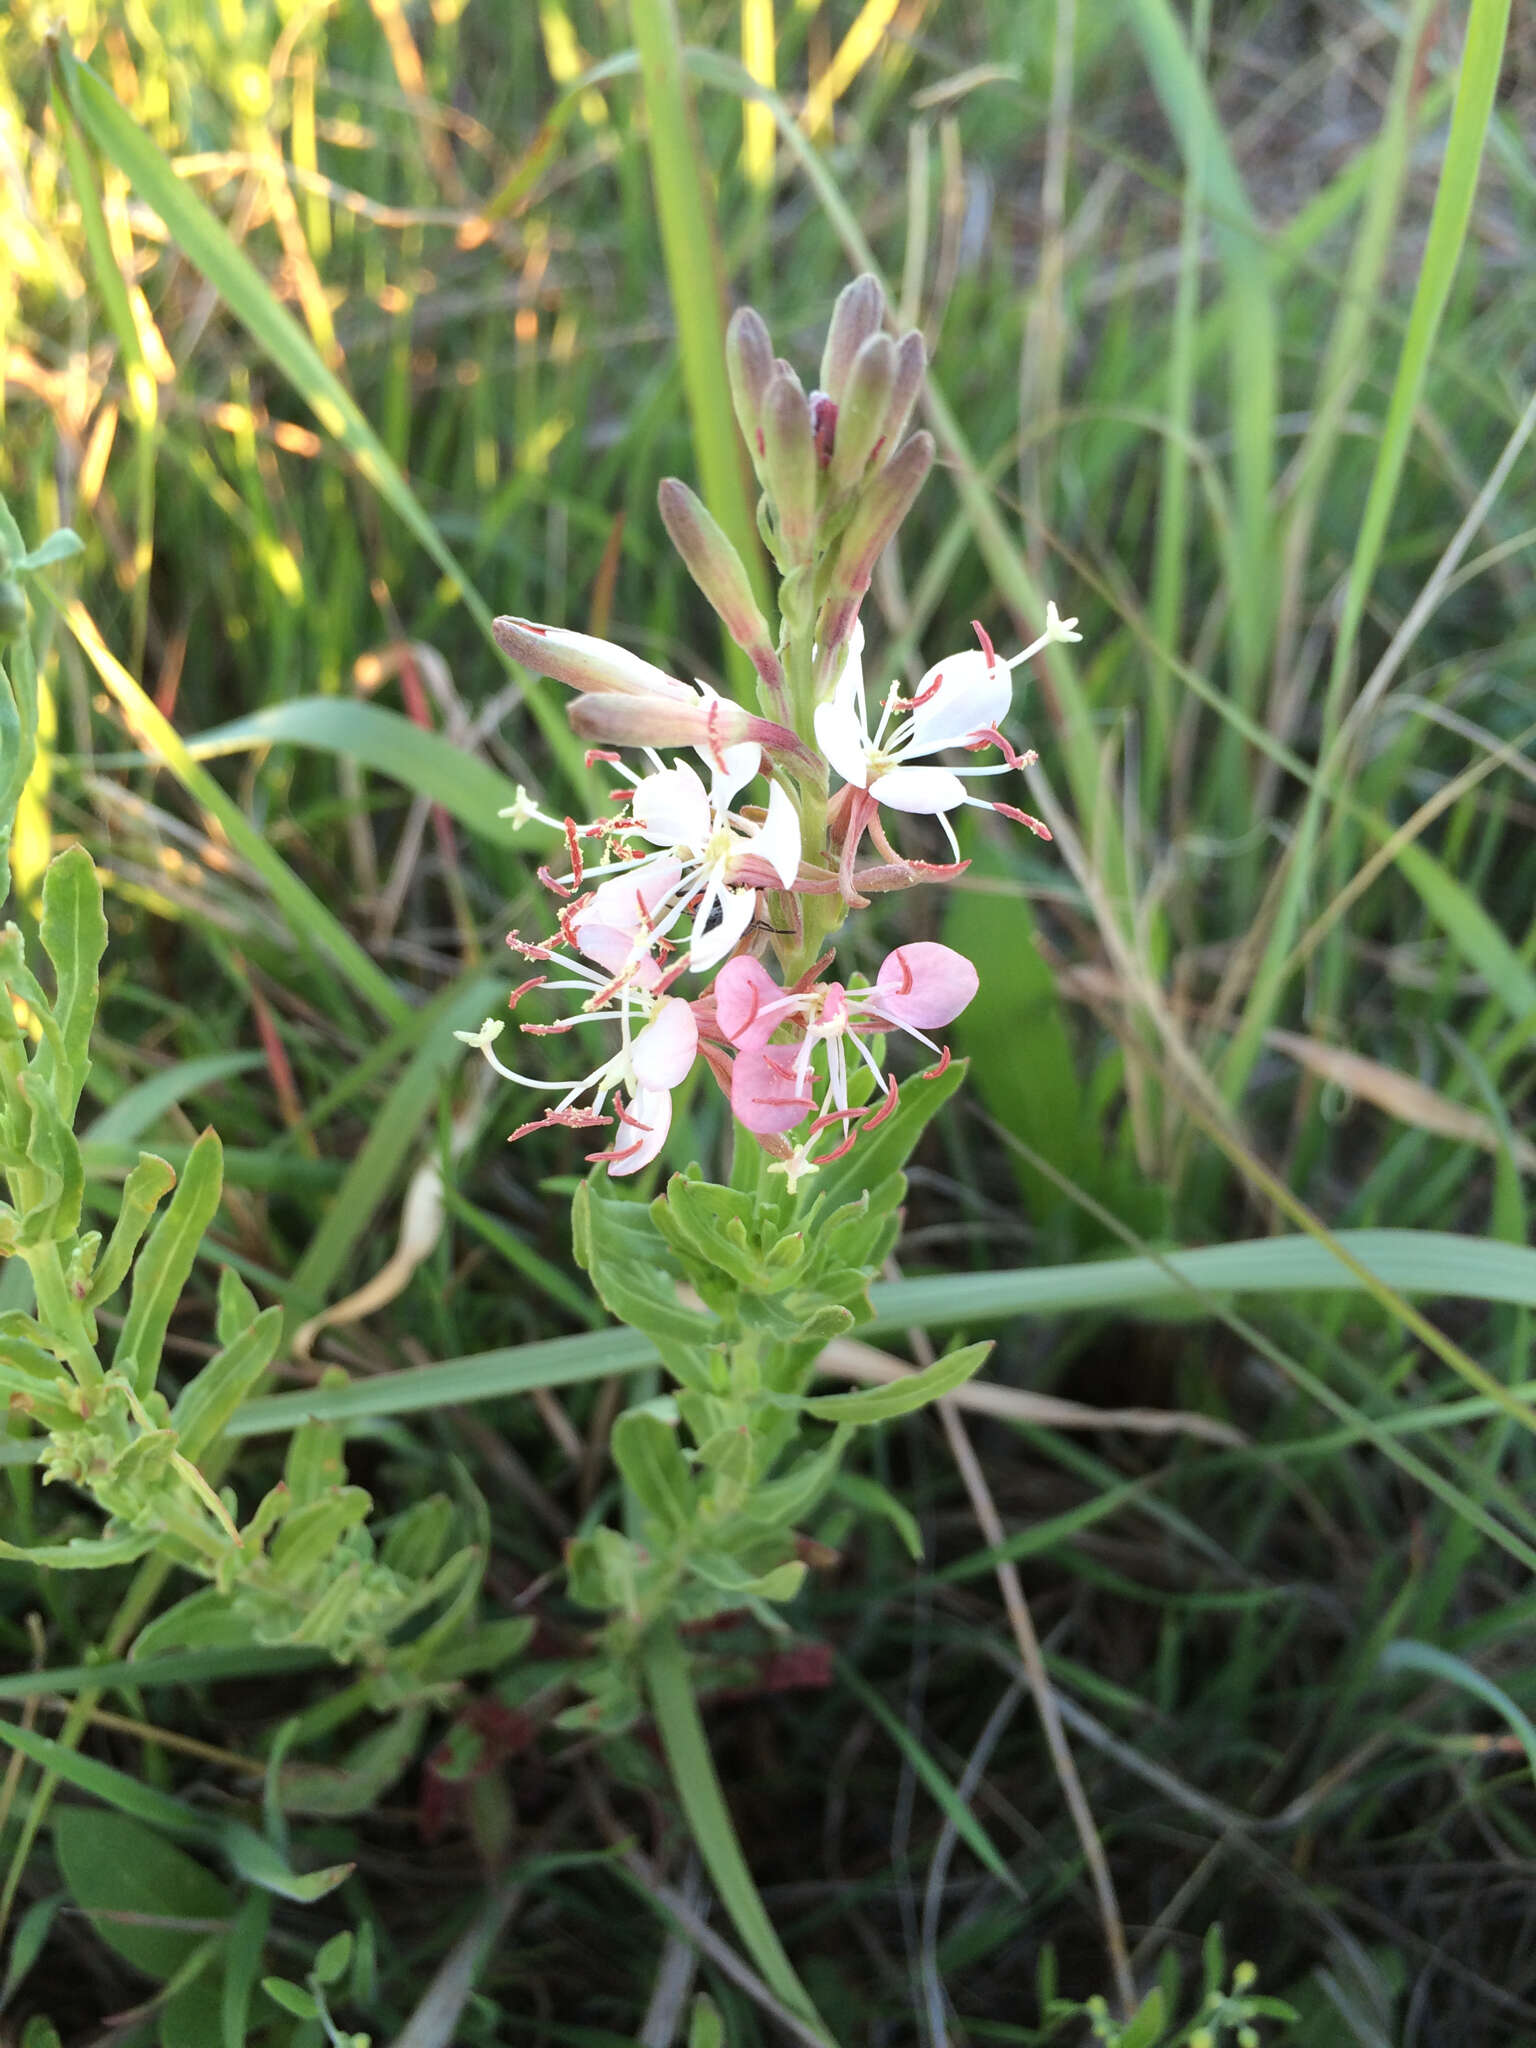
xmin=632 ymin=996 xmax=698 ymax=1090
xmin=907 ymin=648 xmax=1012 ymax=753
xmin=606 ymin=1084 xmax=672 ymax=1177
xmin=869 ymin=764 xmax=967 ymax=814
xmin=575 ymin=857 xmax=683 ymax=942
xmin=872 ymin=942 xmax=978 ymax=1029
xmin=714 ymin=955 xmax=784 ymax=1048
xmin=730 ymin=1041 xmax=815 ymax=1135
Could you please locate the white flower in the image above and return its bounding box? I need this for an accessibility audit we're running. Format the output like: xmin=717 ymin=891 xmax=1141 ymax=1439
xmin=813 ymin=609 xmax=1076 ymax=857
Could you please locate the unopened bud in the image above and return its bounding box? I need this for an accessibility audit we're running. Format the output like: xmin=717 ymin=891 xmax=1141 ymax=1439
xmin=880 ymin=330 xmax=926 ymax=460
xmin=760 ymin=370 xmax=817 ymax=565
xmin=827 ymin=331 xmax=896 ymax=495
xmin=567 ymin=692 xmax=819 ymax=776
xmin=816 ymin=431 xmax=934 ymax=677
xmin=819 ymin=274 xmax=884 ymax=405
xmin=493 ymin=616 xmax=691 ymax=700
xmin=726 ymin=305 xmax=775 ymax=463
xmin=658 ymin=479 xmax=766 ymax=652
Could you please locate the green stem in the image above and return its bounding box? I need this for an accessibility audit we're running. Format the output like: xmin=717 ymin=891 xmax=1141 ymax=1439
xmin=642 ymin=1625 xmax=836 ymax=2043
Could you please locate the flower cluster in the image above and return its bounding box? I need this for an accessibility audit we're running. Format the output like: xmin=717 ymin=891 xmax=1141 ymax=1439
xmin=460 ymin=278 xmax=1081 ymax=1187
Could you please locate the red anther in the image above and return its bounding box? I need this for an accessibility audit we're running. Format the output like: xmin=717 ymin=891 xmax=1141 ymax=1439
xmin=863 ymin=1075 xmax=901 ymax=1128
xmin=613 ymin=1101 xmax=655 ymax=1131
xmin=807 ymin=1105 xmax=863 ymax=1134
xmin=992 ymin=801 xmax=1053 ymax=839
xmin=762 ymin=1048 xmax=803 ymax=1083
xmin=966 ymin=724 xmax=1034 ymax=770
xmin=537 ymin=863 xmax=574 ymax=898
xmin=519 ymin=1019 xmax=574 ymax=1036
xmin=507 ymin=974 xmax=548 ymax=1009
xmin=906 ymin=670 xmax=945 ymax=710
xmin=704 ymin=697 xmax=728 ymax=773
xmin=972 ymin=619 xmax=997 ymax=669
xmin=654 ymin=956 xmax=692 ymax=997
xmin=585 ymin=748 xmax=623 ymax=767
xmin=586 ymin=1133 xmax=646 ymax=1166
xmin=889 ymin=952 xmax=915 ymax=996
xmin=921 ymin=1044 xmax=952 ymax=1082
xmin=563 ymin=817 xmax=585 ymax=888
xmin=811 ymin=1124 xmax=862 ymax=1165
xmin=506 ymin=930 xmax=558 ymax=960
xmin=510 ymin=1107 xmax=608 ymax=1143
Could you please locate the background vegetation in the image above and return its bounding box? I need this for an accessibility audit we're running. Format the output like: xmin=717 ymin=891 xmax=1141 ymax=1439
xmin=3 ymin=0 xmax=1535 ymax=2041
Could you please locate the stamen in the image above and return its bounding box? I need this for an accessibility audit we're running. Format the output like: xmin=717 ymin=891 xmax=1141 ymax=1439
xmin=991 ymin=801 xmax=1053 ymax=840
xmin=972 ymin=620 xmax=997 ymax=669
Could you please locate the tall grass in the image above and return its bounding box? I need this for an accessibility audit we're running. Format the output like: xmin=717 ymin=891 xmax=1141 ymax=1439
xmin=3 ymin=2 xmax=1535 ymax=2040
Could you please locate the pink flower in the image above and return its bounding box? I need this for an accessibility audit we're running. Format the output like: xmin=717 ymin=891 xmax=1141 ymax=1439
xmin=715 ymin=942 xmax=977 ymax=1158
xmin=813 ymin=612 xmax=1077 ymax=858
xmin=455 ymin=901 xmax=699 ymax=1177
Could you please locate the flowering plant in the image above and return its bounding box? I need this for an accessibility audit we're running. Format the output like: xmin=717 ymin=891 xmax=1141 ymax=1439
xmin=460 ymin=278 xmax=1081 ymax=1749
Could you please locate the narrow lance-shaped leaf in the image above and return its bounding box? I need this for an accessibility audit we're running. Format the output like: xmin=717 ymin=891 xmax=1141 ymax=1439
xmin=169 ymin=1305 xmax=282 ymax=1463
xmin=611 ymin=1409 xmax=694 ymax=1535
xmin=85 ymin=1152 xmax=177 ymax=1307
xmin=37 ymin=836 xmax=107 ymax=1121
xmin=113 ymin=1128 xmax=223 ymax=1396
xmin=803 ymin=1341 xmax=992 ymax=1424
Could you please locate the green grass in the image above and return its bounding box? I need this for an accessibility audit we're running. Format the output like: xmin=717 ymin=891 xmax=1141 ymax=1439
xmin=4 ymin=1 xmax=1536 ymax=2041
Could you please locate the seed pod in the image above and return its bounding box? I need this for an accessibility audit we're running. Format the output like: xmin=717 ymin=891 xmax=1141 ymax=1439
xmin=819 ymin=274 xmax=885 ymax=406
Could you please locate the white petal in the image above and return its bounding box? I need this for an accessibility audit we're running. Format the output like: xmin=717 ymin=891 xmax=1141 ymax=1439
xmin=608 ymin=1085 xmax=672 ymax=1177
xmin=702 ymin=736 xmax=762 ymax=806
xmin=906 ymin=647 xmax=1012 ymax=753
xmin=754 ymin=777 xmax=802 ymax=887
xmin=871 ymin=764 xmax=968 ymax=814
xmin=629 ymin=762 xmax=712 ymax=851
xmin=688 ymin=886 xmax=756 ymax=972
xmin=814 ymin=694 xmax=873 ymax=790
xmin=632 ymin=996 xmax=698 ymax=1090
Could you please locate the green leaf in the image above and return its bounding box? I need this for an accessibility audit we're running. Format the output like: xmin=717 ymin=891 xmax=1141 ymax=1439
xmin=261 ymin=1977 xmax=321 ymax=2022
xmin=1379 ymin=1638 xmax=1536 ymax=1789
xmin=829 ymin=1470 xmax=923 ymax=1561
xmin=83 ymin=1154 xmax=185 ymax=1309
xmin=1117 ymin=1985 xmax=1168 ymax=2048
xmin=83 ymin=1053 xmax=263 ymax=1151
xmin=803 ymin=1341 xmax=991 ymax=1423
xmin=0 ymin=1720 xmax=211 ymax=1840
xmin=0 ymin=1528 xmax=156 ymax=1571
xmin=276 ymin=1704 xmax=429 ymax=1819
xmin=222 ymin=1892 xmax=270 ymax=2048
xmin=313 ymin=1931 xmax=354 ymax=1987
xmin=573 ymin=1175 xmax=717 ymax=1390
xmin=12 ymin=529 xmax=84 ymax=572
xmin=220 ymin=1822 xmax=352 ymax=1902
xmin=53 ymin=1809 xmax=231 ymax=1980
xmin=169 ymin=1306 xmax=282 ymax=1462
xmin=688 ymin=1995 xmax=724 ymax=2048
xmin=809 ymin=1057 xmax=967 ymax=1216
xmin=129 ymin=1587 xmax=259 ymax=1661
xmin=740 ymin=1428 xmax=850 ymax=1532
xmin=612 ymin=1408 xmax=695 ymax=1534
xmin=0 ymin=1893 xmax=63 ymax=2014
xmin=687 ymin=1554 xmax=805 ymax=1603
xmin=214 ymin=1264 xmax=260 ymax=1347
xmin=17 ymin=1076 xmax=84 ymax=1246
xmin=113 ymin=1128 xmax=223 ymax=1396
xmin=37 ymin=846 xmax=106 ymax=1117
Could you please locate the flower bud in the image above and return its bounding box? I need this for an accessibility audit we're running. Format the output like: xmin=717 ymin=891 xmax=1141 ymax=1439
xmin=567 ymin=692 xmax=820 ymax=776
xmin=658 ymin=479 xmax=770 ymax=657
xmin=880 ymin=329 xmax=926 ymax=460
xmin=493 ymin=616 xmax=692 ymax=700
xmin=827 ymin=331 xmax=896 ymax=495
xmin=819 ymin=274 xmax=884 ymax=405
xmin=816 ymin=431 xmax=934 ymax=675
xmin=726 ymin=305 xmax=775 ymax=463
xmin=760 ymin=370 xmax=817 ymax=566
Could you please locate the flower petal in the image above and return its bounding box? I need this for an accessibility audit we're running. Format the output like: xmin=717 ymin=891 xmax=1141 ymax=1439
xmin=869 ymin=764 xmax=968 ymax=814
xmin=753 ymin=777 xmax=802 ymax=887
xmin=701 ymin=732 xmax=762 ymax=805
xmin=730 ymin=1041 xmax=815 ymax=1135
xmin=906 ymin=648 xmax=1012 ymax=753
xmin=632 ymin=995 xmax=698 ymax=1090
xmin=688 ymin=885 xmax=757 ymax=972
xmin=607 ymin=1084 xmax=672 ymax=1177
xmin=629 ymin=763 xmax=712 ymax=850
xmin=814 ymin=692 xmax=873 ymax=790
xmin=714 ymin=955 xmax=785 ymax=1048
xmin=871 ymin=941 xmax=978 ymax=1030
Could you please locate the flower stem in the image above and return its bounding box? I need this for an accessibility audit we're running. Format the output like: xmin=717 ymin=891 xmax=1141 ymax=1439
xmin=641 ymin=1625 xmax=837 ymax=2043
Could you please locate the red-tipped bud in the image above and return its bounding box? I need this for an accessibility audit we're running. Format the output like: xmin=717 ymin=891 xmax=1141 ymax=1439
xmin=567 ymin=692 xmax=820 ymax=776
xmin=760 ymin=370 xmax=817 ymax=565
xmin=493 ymin=616 xmax=692 ymax=700
xmin=726 ymin=305 xmax=775 ymax=460
xmin=819 ymin=274 xmax=885 ymax=405
xmin=816 ymin=431 xmax=934 ymax=673
xmin=880 ymin=330 xmax=927 ymax=460
xmin=827 ymin=331 xmax=897 ymax=495
xmin=658 ymin=478 xmax=787 ymax=708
